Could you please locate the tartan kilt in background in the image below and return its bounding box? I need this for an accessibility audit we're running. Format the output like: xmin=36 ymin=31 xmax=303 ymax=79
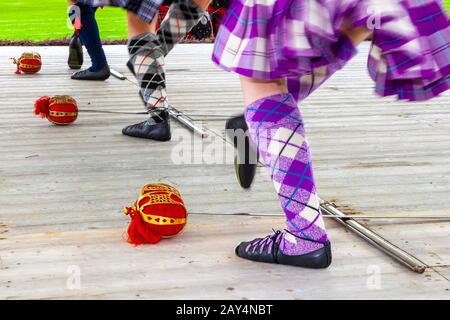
xmin=75 ymin=0 xmax=228 ymax=39
xmin=212 ymin=0 xmax=450 ymax=102
xmin=76 ymin=0 xmax=163 ymax=23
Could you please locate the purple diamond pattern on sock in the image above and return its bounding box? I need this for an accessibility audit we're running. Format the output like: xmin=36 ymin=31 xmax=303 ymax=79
xmin=244 ymin=93 xmax=328 ymax=255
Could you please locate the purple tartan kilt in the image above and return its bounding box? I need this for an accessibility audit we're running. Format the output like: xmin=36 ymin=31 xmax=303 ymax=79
xmin=76 ymin=0 xmax=163 ymax=23
xmin=212 ymin=0 xmax=450 ymax=102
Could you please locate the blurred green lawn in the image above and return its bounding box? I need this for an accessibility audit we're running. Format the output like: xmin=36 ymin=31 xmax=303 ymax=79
xmin=0 ymin=0 xmax=128 ymax=41
xmin=0 ymin=0 xmax=449 ymax=41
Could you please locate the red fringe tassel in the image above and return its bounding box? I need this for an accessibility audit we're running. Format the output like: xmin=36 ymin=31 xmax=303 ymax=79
xmin=34 ymin=96 xmax=51 ymax=118
xmin=126 ymin=208 xmax=162 ymax=245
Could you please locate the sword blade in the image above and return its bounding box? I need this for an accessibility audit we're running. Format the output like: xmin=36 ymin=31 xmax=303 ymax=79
xmin=110 ymin=69 xmax=126 ymax=80
xmin=168 ymin=107 xmax=208 ymax=138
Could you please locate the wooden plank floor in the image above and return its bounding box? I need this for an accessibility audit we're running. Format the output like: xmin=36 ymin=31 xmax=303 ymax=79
xmin=0 ymin=44 xmax=449 ymax=299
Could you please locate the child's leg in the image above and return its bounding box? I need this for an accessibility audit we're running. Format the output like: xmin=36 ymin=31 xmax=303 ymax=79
xmin=233 ymin=25 xmax=372 ymax=266
xmin=126 ymin=11 xmax=168 ymax=110
xmin=123 ymin=1 xmax=210 ymax=139
xmin=240 ymin=78 xmax=288 ymax=107
xmin=72 ymin=4 xmax=109 ymax=78
xmin=126 ymin=0 xmax=208 ymax=110
xmin=229 ymin=24 xmax=372 ymax=188
xmin=122 ymin=11 xmax=171 ymax=141
xmin=235 ymin=77 xmax=330 ymax=268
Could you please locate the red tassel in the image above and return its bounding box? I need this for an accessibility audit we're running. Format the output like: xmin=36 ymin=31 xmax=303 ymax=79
xmin=73 ymin=17 xmax=83 ymax=35
xmin=11 ymin=58 xmax=21 ymax=74
xmin=126 ymin=208 xmax=162 ymax=245
xmin=34 ymin=96 xmax=51 ymax=118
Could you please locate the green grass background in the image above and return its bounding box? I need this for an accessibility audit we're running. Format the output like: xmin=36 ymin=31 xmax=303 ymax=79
xmin=0 ymin=1 xmax=128 ymax=41
xmin=0 ymin=0 xmax=449 ymax=41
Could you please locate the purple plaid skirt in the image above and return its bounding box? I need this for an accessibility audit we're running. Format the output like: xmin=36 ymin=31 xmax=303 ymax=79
xmin=76 ymin=0 xmax=163 ymax=23
xmin=212 ymin=0 xmax=450 ymax=101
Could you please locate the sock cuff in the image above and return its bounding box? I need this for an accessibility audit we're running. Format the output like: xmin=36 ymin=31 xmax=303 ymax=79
xmin=244 ymin=93 xmax=299 ymax=127
xmin=245 ymin=93 xmax=295 ymax=108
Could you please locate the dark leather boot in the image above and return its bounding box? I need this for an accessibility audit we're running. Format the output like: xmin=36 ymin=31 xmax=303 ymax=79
xmin=71 ymin=64 xmax=110 ymax=80
xmin=122 ymin=109 xmax=171 ymax=141
xmin=68 ymin=35 xmax=83 ymax=70
xmin=225 ymin=114 xmax=258 ymax=189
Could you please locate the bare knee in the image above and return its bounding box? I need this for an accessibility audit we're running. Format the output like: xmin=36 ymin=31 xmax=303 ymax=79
xmin=127 ymin=11 xmax=158 ymax=39
xmin=240 ymin=77 xmax=288 ymax=106
xmin=341 ymin=19 xmax=372 ymax=46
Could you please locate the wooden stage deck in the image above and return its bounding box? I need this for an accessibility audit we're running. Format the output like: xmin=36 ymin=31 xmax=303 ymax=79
xmin=0 ymin=44 xmax=449 ymax=299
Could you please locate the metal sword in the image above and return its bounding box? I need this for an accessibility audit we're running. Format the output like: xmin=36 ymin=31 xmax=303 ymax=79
xmin=189 ymin=212 xmax=450 ymax=220
xmin=319 ymin=201 xmax=428 ymax=273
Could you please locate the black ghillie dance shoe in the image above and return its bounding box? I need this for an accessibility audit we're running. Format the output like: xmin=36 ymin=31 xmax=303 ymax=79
xmin=226 ymin=114 xmax=258 ymax=189
xmin=68 ymin=35 xmax=83 ymax=70
xmin=122 ymin=109 xmax=171 ymax=141
xmin=235 ymin=230 xmax=332 ymax=269
xmin=71 ymin=64 xmax=110 ymax=81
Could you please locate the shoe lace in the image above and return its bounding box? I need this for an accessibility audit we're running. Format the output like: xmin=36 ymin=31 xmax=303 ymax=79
xmin=248 ymin=229 xmax=326 ymax=259
xmin=249 ymin=228 xmax=325 ymax=252
xmin=249 ymin=229 xmax=283 ymax=256
xmin=283 ymin=229 xmax=326 ymax=244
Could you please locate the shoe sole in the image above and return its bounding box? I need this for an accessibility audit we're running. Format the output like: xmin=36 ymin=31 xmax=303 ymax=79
xmin=234 ymin=152 xmax=256 ymax=189
xmin=122 ymin=130 xmax=171 ymax=141
xmin=227 ymin=116 xmax=258 ymax=189
xmin=127 ymin=60 xmax=136 ymax=76
xmin=122 ymin=133 xmax=171 ymax=141
xmin=71 ymin=73 xmax=111 ymax=81
xmin=277 ymin=241 xmax=332 ymax=269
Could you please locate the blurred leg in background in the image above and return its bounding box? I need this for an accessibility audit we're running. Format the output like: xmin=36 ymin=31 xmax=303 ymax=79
xmin=68 ymin=3 xmax=110 ymax=80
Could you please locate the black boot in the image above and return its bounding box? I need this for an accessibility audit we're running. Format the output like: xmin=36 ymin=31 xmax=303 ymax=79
xmin=225 ymin=115 xmax=258 ymax=189
xmin=68 ymin=35 xmax=83 ymax=70
xmin=71 ymin=64 xmax=110 ymax=80
xmin=235 ymin=230 xmax=332 ymax=269
xmin=122 ymin=109 xmax=171 ymax=141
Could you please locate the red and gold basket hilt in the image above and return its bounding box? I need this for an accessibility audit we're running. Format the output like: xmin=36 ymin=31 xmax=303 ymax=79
xmin=49 ymin=95 xmax=78 ymax=127
xmin=49 ymin=95 xmax=77 ymax=108
xmin=34 ymin=95 xmax=78 ymax=125
xmin=11 ymin=52 xmax=42 ymax=74
xmin=124 ymin=183 xmax=188 ymax=244
xmin=140 ymin=183 xmax=181 ymax=196
xmin=124 ymin=183 xmax=187 ymax=226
